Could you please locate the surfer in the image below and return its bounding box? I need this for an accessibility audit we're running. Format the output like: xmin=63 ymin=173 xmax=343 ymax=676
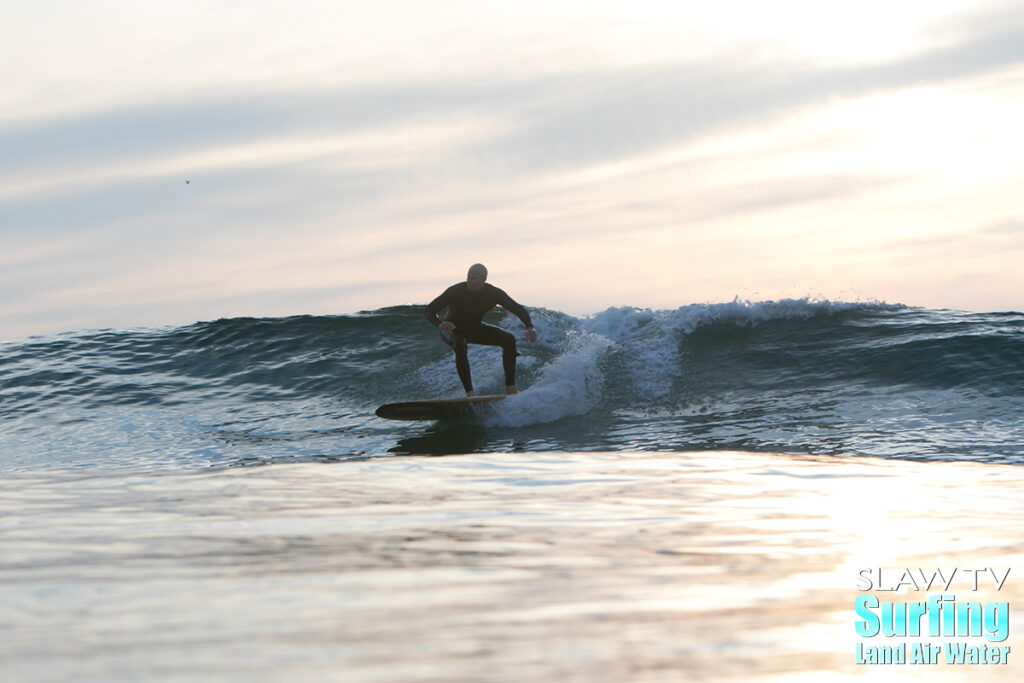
xmin=426 ymin=264 xmax=537 ymax=396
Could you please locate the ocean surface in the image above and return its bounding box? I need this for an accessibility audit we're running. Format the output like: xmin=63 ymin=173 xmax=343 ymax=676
xmin=2 ymin=300 xmax=1023 ymax=681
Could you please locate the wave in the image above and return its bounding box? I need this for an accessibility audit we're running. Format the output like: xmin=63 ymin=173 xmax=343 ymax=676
xmin=4 ymin=299 xmax=1022 ymax=413
xmin=3 ymin=299 xmax=1023 ymax=467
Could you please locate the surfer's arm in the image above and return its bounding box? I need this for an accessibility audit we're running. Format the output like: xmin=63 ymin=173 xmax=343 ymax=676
xmin=425 ymin=291 xmax=450 ymax=327
xmin=494 ymin=288 xmax=534 ymax=330
xmin=427 ymin=284 xmax=466 ymax=328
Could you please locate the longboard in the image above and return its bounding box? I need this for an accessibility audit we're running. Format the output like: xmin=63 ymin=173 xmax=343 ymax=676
xmin=375 ymin=395 xmax=506 ymax=421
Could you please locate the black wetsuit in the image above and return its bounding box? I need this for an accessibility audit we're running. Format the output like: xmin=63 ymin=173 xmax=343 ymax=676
xmin=425 ymin=283 xmax=533 ymax=392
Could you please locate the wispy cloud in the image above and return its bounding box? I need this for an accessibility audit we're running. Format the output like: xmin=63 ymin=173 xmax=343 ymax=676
xmin=5 ymin=3 xmax=1024 ymax=187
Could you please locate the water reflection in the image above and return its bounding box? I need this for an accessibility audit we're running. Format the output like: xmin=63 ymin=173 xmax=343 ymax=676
xmin=387 ymin=420 xmax=498 ymax=455
xmin=1 ymin=451 xmax=1021 ymax=681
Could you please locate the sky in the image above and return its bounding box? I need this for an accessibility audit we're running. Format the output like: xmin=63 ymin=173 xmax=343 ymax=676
xmin=3 ymin=0 xmax=1024 ymax=341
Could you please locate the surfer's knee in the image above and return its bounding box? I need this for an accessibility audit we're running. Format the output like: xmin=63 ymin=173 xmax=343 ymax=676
xmin=440 ymin=326 xmax=458 ymax=346
xmin=443 ymin=327 xmax=467 ymax=353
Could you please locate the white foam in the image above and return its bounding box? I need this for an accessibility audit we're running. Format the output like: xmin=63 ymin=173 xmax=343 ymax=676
xmin=486 ymin=331 xmax=612 ymax=427
xmin=422 ymin=299 xmax=904 ymax=424
xmin=586 ymin=297 xmax=902 ymax=337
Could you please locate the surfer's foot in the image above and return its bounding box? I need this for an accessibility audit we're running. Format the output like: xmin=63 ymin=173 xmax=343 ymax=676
xmin=506 ymin=385 xmax=518 ymax=395
xmin=466 ymin=390 xmax=476 ymax=397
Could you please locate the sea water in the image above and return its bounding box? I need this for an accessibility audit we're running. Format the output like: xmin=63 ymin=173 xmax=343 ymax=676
xmin=2 ymin=300 xmax=1023 ymax=680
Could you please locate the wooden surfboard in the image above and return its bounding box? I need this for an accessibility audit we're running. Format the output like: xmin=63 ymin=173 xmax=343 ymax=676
xmin=375 ymin=395 xmax=507 ymax=421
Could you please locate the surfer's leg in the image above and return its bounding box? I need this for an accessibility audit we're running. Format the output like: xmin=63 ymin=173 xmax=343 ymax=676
xmin=464 ymin=324 xmax=518 ymax=389
xmin=444 ymin=329 xmax=473 ymax=394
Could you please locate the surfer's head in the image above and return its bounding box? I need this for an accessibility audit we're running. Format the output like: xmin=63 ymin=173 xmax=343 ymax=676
xmin=467 ymin=263 xmax=487 ymax=292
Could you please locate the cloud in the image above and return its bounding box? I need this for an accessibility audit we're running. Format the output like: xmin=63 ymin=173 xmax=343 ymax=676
xmin=891 ymin=216 xmax=1024 ymax=257
xmin=480 ymin=9 xmax=1024 ymax=172
xmin=4 ymin=4 xmax=1023 ymax=189
xmin=980 ymin=218 xmax=1024 ymax=235
xmin=0 ymin=83 xmax=483 ymax=176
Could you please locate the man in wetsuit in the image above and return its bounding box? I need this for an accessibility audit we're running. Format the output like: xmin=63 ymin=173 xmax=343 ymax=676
xmin=425 ymin=264 xmax=537 ymax=396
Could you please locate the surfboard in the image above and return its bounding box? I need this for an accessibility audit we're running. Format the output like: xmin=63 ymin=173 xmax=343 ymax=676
xmin=375 ymin=395 xmax=507 ymax=421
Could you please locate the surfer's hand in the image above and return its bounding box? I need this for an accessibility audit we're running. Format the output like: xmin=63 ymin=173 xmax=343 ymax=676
xmin=525 ymin=326 xmax=537 ymax=343
xmin=439 ymin=321 xmax=456 ymax=333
